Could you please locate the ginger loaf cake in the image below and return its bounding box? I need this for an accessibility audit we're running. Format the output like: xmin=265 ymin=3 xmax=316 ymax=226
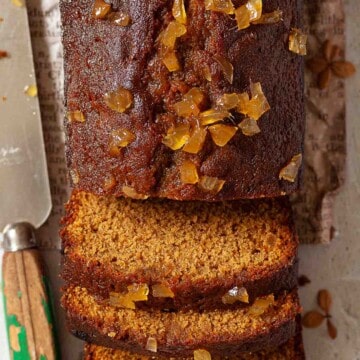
xmin=60 ymin=0 xmax=305 ymax=201
xmin=61 ymin=191 xmax=298 ymax=311
xmin=83 ymin=331 xmax=305 ymax=359
xmin=62 ymin=286 xmax=301 ymax=357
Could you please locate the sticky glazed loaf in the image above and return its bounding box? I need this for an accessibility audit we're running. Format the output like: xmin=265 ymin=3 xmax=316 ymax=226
xmin=61 ymin=191 xmax=298 ymax=311
xmin=60 ymin=0 xmax=304 ymax=201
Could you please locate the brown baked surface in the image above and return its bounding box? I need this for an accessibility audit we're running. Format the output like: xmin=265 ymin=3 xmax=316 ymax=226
xmin=60 ymin=0 xmax=304 ymax=201
xmin=62 ymin=286 xmax=300 ymax=358
xmin=61 ymin=191 xmax=298 ymax=311
xmin=83 ymin=330 xmax=305 ymax=359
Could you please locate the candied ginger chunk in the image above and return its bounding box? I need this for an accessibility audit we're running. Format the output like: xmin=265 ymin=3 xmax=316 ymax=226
xmin=122 ymin=186 xmax=149 ymax=200
xmin=183 ymin=126 xmax=207 ymax=154
xmin=160 ymin=21 xmax=187 ymax=49
xmin=209 ymin=124 xmax=237 ymax=147
xmin=146 ymin=337 xmax=158 ymax=353
xmin=250 ymin=81 xmax=264 ymax=98
xmin=236 ymin=1 xmax=282 ymax=30
xmin=172 ymin=0 xmax=187 ymax=24
xmin=249 ymin=82 xmax=270 ymax=119
xmin=103 ymin=174 xmax=116 ymax=191
xmin=246 ymin=0 xmax=262 ymax=22
xmin=152 ymin=284 xmax=175 ymax=298
xmin=67 ymin=111 xmax=85 ymax=123
xmin=246 ymin=97 xmax=269 ymax=120
xmin=70 ymin=169 xmax=80 ymax=185
xmin=237 ymin=92 xmax=250 ymax=113
xmin=214 ymin=55 xmax=234 ymax=84
xmin=205 ymin=0 xmax=235 ymax=14
xmin=200 ymin=109 xmax=231 ymax=126
xmin=238 ymin=118 xmax=261 ymax=136
xmin=253 ymin=9 xmax=283 ymax=24
xmin=279 ymin=154 xmax=302 ymax=182
xmin=110 ymin=129 xmax=135 ymax=148
xmin=203 ymin=65 xmax=212 ymax=82
xmin=109 ymin=12 xmax=131 ymax=26
xmin=194 ymin=349 xmax=212 ymax=360
xmin=217 ymin=93 xmax=240 ymax=110
xmin=174 ymin=99 xmax=200 ymax=117
xmin=109 ymin=284 xmax=149 ymax=310
xmin=289 ymin=28 xmax=307 ymax=56
xmin=109 ymin=292 xmax=136 ymax=309
xmin=198 ymin=176 xmax=225 ymax=194
xmin=92 ymin=0 xmax=111 ymax=19
xmin=162 ymin=125 xmax=190 ymax=150
xmin=127 ymin=284 xmax=149 ymax=301
xmin=162 ymin=49 xmax=181 ymax=72
xmin=235 ymin=5 xmax=251 ymax=30
xmin=222 ymin=286 xmax=249 ymax=305
xmin=184 ymin=88 xmax=205 ymax=106
xmin=180 ymin=160 xmax=199 ymax=184
xmin=248 ymin=294 xmax=275 ymax=316
xmin=104 ymin=87 xmax=133 ymax=113
xmin=238 ymin=82 xmax=270 ymax=120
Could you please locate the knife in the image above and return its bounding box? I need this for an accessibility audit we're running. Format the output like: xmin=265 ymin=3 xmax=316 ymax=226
xmin=0 ymin=1 xmax=58 ymax=360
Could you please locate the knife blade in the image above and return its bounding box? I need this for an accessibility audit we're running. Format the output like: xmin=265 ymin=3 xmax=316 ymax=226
xmin=0 ymin=1 xmax=58 ymax=359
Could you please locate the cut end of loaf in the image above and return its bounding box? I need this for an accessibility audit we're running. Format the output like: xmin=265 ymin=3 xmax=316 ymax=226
xmin=61 ymin=191 xmax=298 ymax=310
xmin=62 ymin=285 xmax=301 ymax=358
xmin=83 ymin=330 xmax=305 ymax=360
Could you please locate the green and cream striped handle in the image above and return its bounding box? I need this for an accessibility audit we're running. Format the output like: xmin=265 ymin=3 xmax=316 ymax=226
xmin=3 ymin=249 xmax=59 ymax=360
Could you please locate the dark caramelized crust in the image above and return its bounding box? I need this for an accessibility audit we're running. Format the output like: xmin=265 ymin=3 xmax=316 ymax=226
xmin=61 ymin=191 xmax=298 ymax=311
xmin=62 ymin=286 xmax=301 ymax=358
xmin=60 ymin=0 xmax=304 ymax=201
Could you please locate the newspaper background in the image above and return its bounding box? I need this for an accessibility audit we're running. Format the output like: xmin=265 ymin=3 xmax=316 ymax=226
xmin=27 ymin=0 xmax=69 ymax=250
xmin=0 ymin=0 xmax=357 ymax=359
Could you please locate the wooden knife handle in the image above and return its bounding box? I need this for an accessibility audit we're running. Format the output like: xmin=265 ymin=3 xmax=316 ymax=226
xmin=3 ymin=249 xmax=59 ymax=360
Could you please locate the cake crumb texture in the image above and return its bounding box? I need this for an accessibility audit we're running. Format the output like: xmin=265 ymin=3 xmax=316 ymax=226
xmin=62 ymin=286 xmax=301 ymax=357
xmin=61 ymin=191 xmax=298 ymax=310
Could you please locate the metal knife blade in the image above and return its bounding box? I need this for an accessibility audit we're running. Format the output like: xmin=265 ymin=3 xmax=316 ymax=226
xmin=0 ymin=0 xmax=51 ymax=231
xmin=0 ymin=2 xmax=58 ymax=359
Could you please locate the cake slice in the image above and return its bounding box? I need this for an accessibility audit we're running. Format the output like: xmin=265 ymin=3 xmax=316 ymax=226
xmin=62 ymin=286 xmax=301 ymax=358
xmin=60 ymin=0 xmax=304 ymax=201
xmin=61 ymin=191 xmax=298 ymax=311
xmin=83 ymin=331 xmax=305 ymax=359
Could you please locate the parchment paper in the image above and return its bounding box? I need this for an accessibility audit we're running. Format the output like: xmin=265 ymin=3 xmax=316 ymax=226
xmin=0 ymin=0 xmax=353 ymax=359
xmin=291 ymin=0 xmax=346 ymax=244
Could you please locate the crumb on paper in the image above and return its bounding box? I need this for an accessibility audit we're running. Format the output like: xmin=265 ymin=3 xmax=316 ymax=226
xmin=292 ymin=1 xmax=349 ymax=244
xmin=24 ymin=84 xmax=38 ymax=97
xmin=11 ymin=0 xmax=24 ymax=7
xmin=2 ymin=96 xmax=7 ymax=102
xmin=0 ymin=50 xmax=8 ymax=58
